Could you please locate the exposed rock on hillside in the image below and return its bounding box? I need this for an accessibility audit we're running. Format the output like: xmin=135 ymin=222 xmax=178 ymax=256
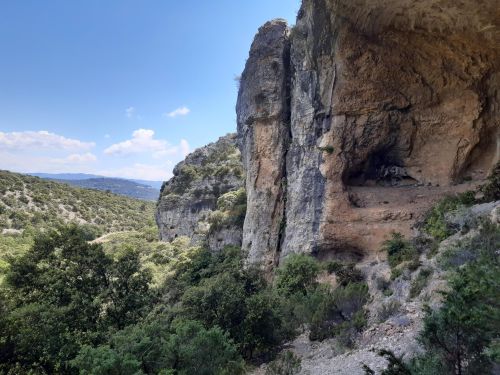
xmin=237 ymin=0 xmax=500 ymax=268
xmin=156 ymin=134 xmax=245 ymax=250
xmin=250 ymin=200 xmax=499 ymax=375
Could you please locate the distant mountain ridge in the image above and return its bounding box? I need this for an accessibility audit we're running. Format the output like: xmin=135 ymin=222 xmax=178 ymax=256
xmin=28 ymin=173 xmax=161 ymax=201
xmin=29 ymin=173 xmax=163 ymax=189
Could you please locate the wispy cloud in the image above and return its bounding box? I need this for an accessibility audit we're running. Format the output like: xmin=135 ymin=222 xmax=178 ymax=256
xmin=125 ymin=106 xmax=136 ymax=118
xmin=164 ymin=106 xmax=190 ymax=118
xmin=0 ymin=130 xmax=95 ymax=151
xmin=0 ymin=151 xmax=98 ymax=174
xmin=64 ymin=153 xmax=98 ymax=163
xmin=104 ymin=129 xmax=189 ymax=159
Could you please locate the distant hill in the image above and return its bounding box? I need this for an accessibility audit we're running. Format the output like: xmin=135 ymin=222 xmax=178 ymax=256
xmin=29 ymin=173 xmax=162 ymax=201
xmin=52 ymin=178 xmax=159 ymax=201
xmin=0 ymin=170 xmax=158 ymax=277
xmin=30 ymin=173 xmax=164 ymax=190
xmin=0 ymin=170 xmax=156 ymax=234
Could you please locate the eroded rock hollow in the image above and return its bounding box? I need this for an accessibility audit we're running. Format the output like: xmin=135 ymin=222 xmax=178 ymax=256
xmin=237 ymin=0 xmax=500 ymax=269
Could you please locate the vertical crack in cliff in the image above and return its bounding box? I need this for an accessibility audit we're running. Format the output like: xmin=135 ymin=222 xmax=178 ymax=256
xmin=275 ymin=31 xmax=293 ymax=268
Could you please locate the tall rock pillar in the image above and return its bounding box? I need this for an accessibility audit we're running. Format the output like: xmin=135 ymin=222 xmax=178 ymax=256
xmin=236 ymin=20 xmax=291 ymax=270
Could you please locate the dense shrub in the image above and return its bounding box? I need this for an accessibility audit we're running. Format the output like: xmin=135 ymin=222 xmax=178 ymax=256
xmin=265 ymin=351 xmax=301 ymax=375
xmin=377 ymin=300 xmax=401 ymax=322
xmin=276 ymin=254 xmax=320 ymax=296
xmin=423 ymin=192 xmax=476 ymax=241
xmin=72 ymin=319 xmax=245 ymax=375
xmin=0 ymin=225 xmax=153 ymax=373
xmin=308 ymin=282 xmax=369 ymax=344
xmin=170 ymin=165 xmax=200 ymax=194
xmin=439 ymin=220 xmax=500 ymax=270
xmin=180 ymin=266 xmax=287 ymax=359
xmin=208 ymin=188 xmax=247 ymax=234
xmin=409 ymin=267 xmax=433 ymax=299
xmin=382 ymin=233 xmax=419 ymax=278
xmin=419 ymin=252 xmax=499 ymax=374
xmin=481 ymin=162 xmax=500 ymax=202
xmin=334 ymin=263 xmax=364 ymax=286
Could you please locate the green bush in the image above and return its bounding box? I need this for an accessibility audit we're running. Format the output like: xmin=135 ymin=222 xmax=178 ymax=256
xmin=276 ymin=254 xmax=320 ymax=296
xmin=481 ymin=162 xmax=500 ymax=202
xmin=324 ymin=260 xmax=344 ymax=274
xmin=382 ymin=232 xmax=419 ymax=270
xmin=409 ymin=267 xmax=433 ymax=299
xmin=377 ymin=300 xmax=401 ymax=322
xmin=72 ymin=319 xmax=245 ymax=375
xmin=419 ymin=248 xmax=500 ymax=374
xmin=308 ymin=282 xmax=369 ymax=344
xmin=171 ymin=165 xmax=200 ymax=194
xmin=265 ymin=351 xmax=301 ymax=375
xmin=0 ymin=225 xmax=153 ymax=373
xmin=424 ymin=192 xmax=476 ymax=241
xmin=208 ymin=188 xmax=247 ymax=234
xmin=438 ymin=221 xmax=500 ymax=270
xmin=335 ymin=263 xmax=364 ymax=286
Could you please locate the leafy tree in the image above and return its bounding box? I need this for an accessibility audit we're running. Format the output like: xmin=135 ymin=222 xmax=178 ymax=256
xmin=419 ymin=257 xmax=500 ymax=375
xmin=180 ymin=267 xmax=285 ymax=359
xmin=104 ymin=249 xmax=153 ymax=329
xmin=241 ymin=290 xmax=287 ymax=359
xmin=276 ymin=254 xmax=320 ymax=296
xmin=363 ymin=350 xmax=412 ymax=375
xmin=72 ymin=319 xmax=245 ymax=375
xmin=0 ymin=225 xmax=152 ymax=373
xmin=181 ymin=272 xmax=247 ymax=341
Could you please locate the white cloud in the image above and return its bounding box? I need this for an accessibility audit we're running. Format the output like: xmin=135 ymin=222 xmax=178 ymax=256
xmin=0 ymin=151 xmax=98 ymax=174
xmin=164 ymin=106 xmax=190 ymax=118
xmin=104 ymin=129 xmax=189 ymax=159
xmin=64 ymin=153 xmax=98 ymax=163
xmin=0 ymin=130 xmax=95 ymax=151
xmin=125 ymin=107 xmax=136 ymax=118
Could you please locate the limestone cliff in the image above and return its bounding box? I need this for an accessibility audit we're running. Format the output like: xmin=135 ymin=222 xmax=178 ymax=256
xmin=237 ymin=0 xmax=500 ymax=268
xmin=156 ymin=134 xmax=245 ymax=251
xmin=237 ymin=20 xmax=291 ymax=270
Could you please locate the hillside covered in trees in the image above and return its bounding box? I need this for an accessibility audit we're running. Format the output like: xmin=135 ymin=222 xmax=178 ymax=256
xmin=0 ymin=170 xmax=156 ymax=279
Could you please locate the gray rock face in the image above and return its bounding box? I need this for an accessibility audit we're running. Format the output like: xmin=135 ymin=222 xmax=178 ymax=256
xmin=236 ymin=20 xmax=291 ymax=270
xmin=156 ymin=134 xmax=245 ymax=250
xmin=237 ymin=0 xmax=500 ymax=267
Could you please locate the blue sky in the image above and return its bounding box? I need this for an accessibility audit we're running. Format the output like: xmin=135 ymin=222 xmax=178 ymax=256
xmin=0 ymin=0 xmax=300 ymax=181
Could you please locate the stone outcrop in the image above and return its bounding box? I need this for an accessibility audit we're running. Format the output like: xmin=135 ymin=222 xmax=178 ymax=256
xmin=156 ymin=134 xmax=245 ymax=250
xmin=237 ymin=0 xmax=500 ymax=267
xmin=236 ymin=20 xmax=291 ymax=270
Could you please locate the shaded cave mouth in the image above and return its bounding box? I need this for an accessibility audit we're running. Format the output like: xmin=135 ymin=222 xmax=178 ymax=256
xmin=345 ymin=149 xmax=419 ymax=188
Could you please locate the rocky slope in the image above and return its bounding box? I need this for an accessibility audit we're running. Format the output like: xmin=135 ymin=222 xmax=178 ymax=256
xmin=237 ymin=0 xmax=500 ymax=270
xmin=250 ymin=200 xmax=499 ymax=375
xmin=156 ymin=134 xmax=245 ymax=251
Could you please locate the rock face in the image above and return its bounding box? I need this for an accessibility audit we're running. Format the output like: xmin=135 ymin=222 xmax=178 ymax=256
xmin=156 ymin=134 xmax=245 ymax=250
xmin=237 ymin=0 xmax=500 ymax=267
xmin=237 ymin=20 xmax=291 ymax=270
